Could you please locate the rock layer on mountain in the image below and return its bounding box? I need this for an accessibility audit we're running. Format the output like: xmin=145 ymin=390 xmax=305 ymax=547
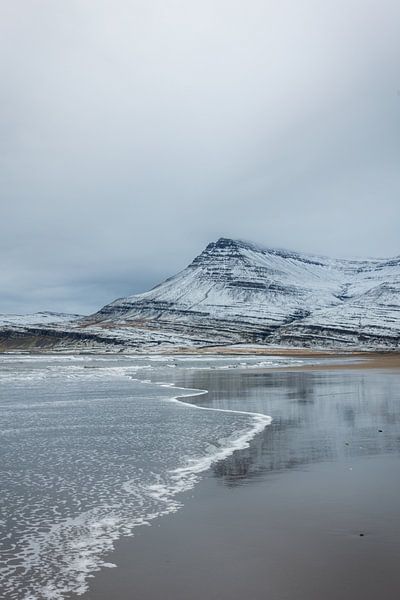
xmin=1 ymin=238 xmax=399 ymax=351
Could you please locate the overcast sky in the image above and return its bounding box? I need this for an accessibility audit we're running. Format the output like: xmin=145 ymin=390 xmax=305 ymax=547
xmin=1 ymin=1 xmax=399 ymax=314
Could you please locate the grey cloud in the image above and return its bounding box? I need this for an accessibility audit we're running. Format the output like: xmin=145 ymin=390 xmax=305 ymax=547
xmin=1 ymin=1 xmax=399 ymax=313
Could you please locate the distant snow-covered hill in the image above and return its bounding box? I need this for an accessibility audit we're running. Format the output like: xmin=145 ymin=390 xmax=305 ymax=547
xmin=0 ymin=312 xmax=82 ymax=327
xmin=1 ymin=239 xmax=399 ymax=351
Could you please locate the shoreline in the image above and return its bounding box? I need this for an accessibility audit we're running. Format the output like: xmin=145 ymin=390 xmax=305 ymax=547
xmin=256 ymin=352 xmax=400 ymax=371
xmin=2 ymin=347 xmax=399 ymax=370
xmin=172 ymin=345 xmax=400 ymax=362
xmin=79 ymin=359 xmax=400 ymax=600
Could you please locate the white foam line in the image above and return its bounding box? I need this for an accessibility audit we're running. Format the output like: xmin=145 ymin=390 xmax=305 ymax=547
xmin=172 ymin=389 xmax=271 ymax=480
xmin=129 ymin=377 xmax=272 ymax=480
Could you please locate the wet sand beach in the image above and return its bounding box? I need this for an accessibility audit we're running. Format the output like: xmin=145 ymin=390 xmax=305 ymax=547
xmin=80 ymin=357 xmax=400 ymax=600
xmin=176 ymin=347 xmax=400 ymax=370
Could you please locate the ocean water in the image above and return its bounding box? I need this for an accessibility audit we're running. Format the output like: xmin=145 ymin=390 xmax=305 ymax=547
xmin=0 ymin=352 xmax=319 ymax=600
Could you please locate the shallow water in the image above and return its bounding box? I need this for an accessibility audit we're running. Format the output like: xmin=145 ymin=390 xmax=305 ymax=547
xmin=0 ymin=353 xmax=299 ymax=600
xmin=173 ymin=367 xmax=400 ymax=483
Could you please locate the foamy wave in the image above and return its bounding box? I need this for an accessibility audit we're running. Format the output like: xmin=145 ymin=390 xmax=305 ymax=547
xmin=1 ymin=357 xmax=272 ymax=600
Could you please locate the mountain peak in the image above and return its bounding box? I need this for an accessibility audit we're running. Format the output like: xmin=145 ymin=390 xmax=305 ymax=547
xmin=190 ymin=237 xmax=250 ymax=267
xmin=214 ymin=237 xmax=243 ymax=247
xmin=205 ymin=237 xmax=299 ymax=257
xmin=205 ymin=237 xmax=246 ymax=251
xmin=213 ymin=237 xmax=265 ymax=251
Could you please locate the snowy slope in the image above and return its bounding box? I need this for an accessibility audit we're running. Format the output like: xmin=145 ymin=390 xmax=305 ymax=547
xmin=87 ymin=238 xmax=400 ymax=348
xmin=277 ymin=265 xmax=400 ymax=347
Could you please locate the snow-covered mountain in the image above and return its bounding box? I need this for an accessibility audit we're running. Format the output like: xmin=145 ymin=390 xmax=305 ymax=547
xmin=86 ymin=238 xmax=400 ymax=348
xmin=1 ymin=238 xmax=399 ymax=351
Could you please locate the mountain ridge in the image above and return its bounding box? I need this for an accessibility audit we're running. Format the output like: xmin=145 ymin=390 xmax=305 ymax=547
xmin=0 ymin=238 xmax=399 ymax=351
